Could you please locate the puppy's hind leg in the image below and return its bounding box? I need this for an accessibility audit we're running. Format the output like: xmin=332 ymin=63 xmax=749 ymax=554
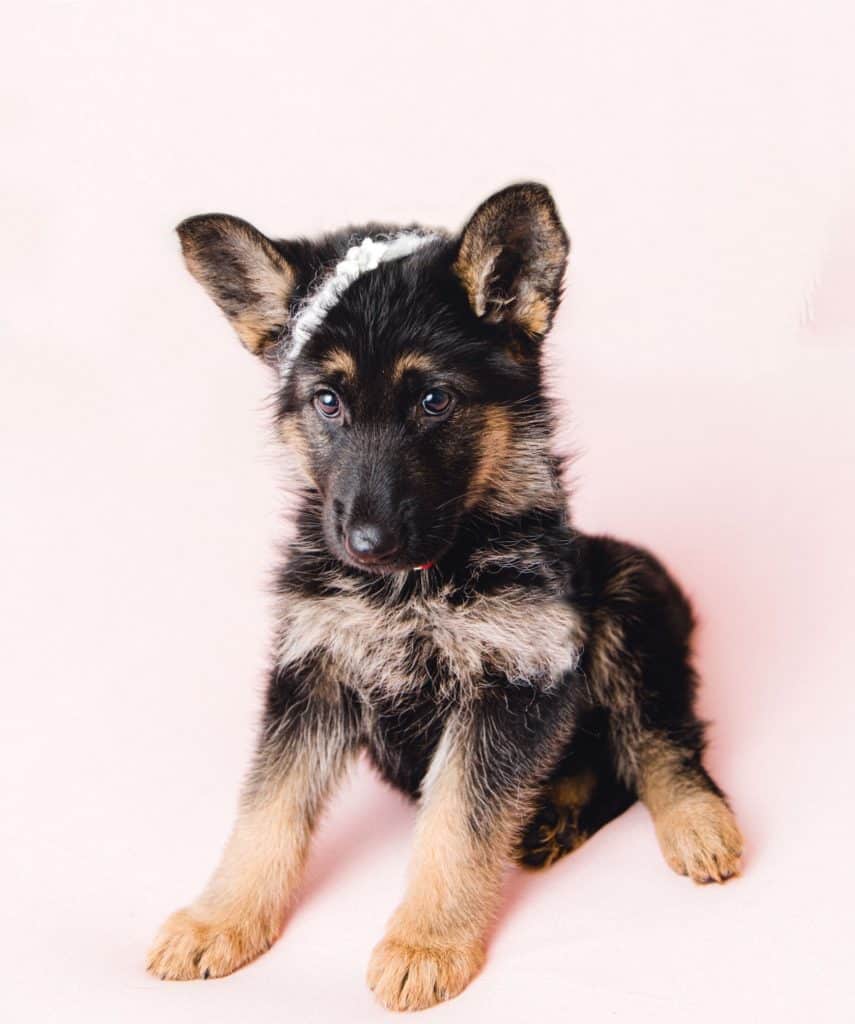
xmin=637 ymin=737 xmax=743 ymax=884
xmin=519 ymin=709 xmax=636 ymax=869
xmin=584 ymin=535 xmax=744 ymax=884
xmin=147 ymin=664 xmax=361 ymax=980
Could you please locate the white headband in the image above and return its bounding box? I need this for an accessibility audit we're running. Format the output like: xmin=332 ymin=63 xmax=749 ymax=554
xmin=280 ymin=231 xmax=440 ymax=376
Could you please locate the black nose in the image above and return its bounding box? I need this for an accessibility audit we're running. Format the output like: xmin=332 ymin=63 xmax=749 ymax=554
xmin=345 ymin=522 xmax=400 ymax=564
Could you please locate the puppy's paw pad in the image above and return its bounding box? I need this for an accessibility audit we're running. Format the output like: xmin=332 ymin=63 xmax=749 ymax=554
xmin=146 ymin=908 xmax=274 ymax=980
xmin=656 ymin=794 xmax=744 ymax=884
xmin=366 ymin=936 xmax=484 ymax=1011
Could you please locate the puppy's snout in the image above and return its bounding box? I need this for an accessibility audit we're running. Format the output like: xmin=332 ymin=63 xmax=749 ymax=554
xmin=344 ymin=521 xmax=400 ymax=565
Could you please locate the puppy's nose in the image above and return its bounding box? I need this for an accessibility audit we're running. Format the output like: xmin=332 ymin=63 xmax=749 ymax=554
xmin=345 ymin=522 xmax=399 ymax=564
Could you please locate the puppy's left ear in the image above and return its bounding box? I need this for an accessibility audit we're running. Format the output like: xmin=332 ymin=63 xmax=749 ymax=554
xmin=454 ymin=183 xmax=569 ymax=340
xmin=177 ymin=214 xmax=296 ymax=359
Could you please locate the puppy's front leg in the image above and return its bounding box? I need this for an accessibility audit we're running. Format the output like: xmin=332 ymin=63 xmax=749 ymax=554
xmin=368 ymin=690 xmax=573 ymax=1010
xmin=148 ymin=664 xmax=361 ymax=980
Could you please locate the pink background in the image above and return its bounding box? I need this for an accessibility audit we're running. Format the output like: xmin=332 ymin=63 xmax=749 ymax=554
xmin=3 ymin=2 xmax=854 ymax=1020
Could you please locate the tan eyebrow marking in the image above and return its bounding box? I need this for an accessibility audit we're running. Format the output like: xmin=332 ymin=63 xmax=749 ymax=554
xmin=319 ymin=348 xmax=357 ymax=379
xmin=391 ymin=352 xmax=438 ymax=382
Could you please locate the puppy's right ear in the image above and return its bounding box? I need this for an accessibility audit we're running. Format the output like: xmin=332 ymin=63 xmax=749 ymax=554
xmin=454 ymin=183 xmax=569 ymax=342
xmin=176 ymin=214 xmax=295 ymax=358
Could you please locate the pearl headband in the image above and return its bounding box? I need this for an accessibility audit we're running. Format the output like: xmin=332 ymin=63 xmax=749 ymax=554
xmin=280 ymin=232 xmax=440 ymax=377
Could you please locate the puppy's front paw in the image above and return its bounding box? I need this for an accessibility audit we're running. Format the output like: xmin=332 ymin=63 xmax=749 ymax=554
xmin=656 ymin=793 xmax=744 ymax=884
xmin=367 ymin=935 xmax=485 ymax=1011
xmin=146 ymin=907 xmax=277 ymax=980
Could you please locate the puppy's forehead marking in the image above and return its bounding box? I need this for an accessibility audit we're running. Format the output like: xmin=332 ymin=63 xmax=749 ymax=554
xmin=391 ymin=352 xmax=439 ymax=383
xmin=319 ymin=347 xmax=357 ymax=380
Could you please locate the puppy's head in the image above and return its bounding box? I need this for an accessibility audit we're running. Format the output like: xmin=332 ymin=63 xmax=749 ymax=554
xmin=177 ymin=184 xmax=569 ymax=574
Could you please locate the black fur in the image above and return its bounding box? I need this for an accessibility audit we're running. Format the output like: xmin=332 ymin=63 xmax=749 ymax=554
xmin=150 ymin=184 xmax=742 ymax=1003
xmin=184 ymin=180 xmax=735 ymax=866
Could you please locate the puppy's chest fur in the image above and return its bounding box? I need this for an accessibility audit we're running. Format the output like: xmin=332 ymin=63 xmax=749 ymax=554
xmin=277 ymin=577 xmax=583 ymax=699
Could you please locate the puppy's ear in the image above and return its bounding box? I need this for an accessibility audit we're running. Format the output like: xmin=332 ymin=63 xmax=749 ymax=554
xmin=454 ymin=183 xmax=569 ymax=340
xmin=176 ymin=214 xmax=295 ymax=358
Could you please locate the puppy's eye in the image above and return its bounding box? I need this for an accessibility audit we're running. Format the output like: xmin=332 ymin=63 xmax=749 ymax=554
xmin=421 ymin=388 xmax=453 ymax=417
xmin=314 ymin=389 xmax=342 ymax=419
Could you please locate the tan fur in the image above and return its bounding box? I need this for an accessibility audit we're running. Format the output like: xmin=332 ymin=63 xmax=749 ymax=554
xmin=653 ymin=793 xmax=743 ymax=883
xmin=319 ymin=347 xmax=357 ymax=380
xmin=514 ymin=291 xmax=551 ymax=336
xmin=147 ymin=746 xmax=351 ymax=980
xmin=638 ymin=739 xmax=743 ymax=884
xmin=453 ymin=242 xmax=498 ymax=320
xmin=276 ymin=581 xmax=583 ymax=700
xmin=518 ymin=769 xmax=597 ymax=869
xmin=589 ymin=615 xmax=644 ymax=728
xmin=552 ymin=767 xmax=597 ymax=809
xmin=391 ymin=351 xmax=438 ymax=382
xmin=230 ymin=310 xmax=282 ymax=355
xmin=453 ymin=185 xmax=567 ymax=337
xmin=465 ymin=405 xmax=512 ymax=509
xmin=180 ymin=218 xmax=294 ymax=355
xmin=638 ymin=738 xmax=698 ymax=816
xmin=279 ymin=415 xmax=315 ymax=484
xmin=463 ymin=404 xmax=561 ymax=517
xmin=367 ymin=936 xmax=486 ymax=1012
xmin=367 ymin=727 xmax=504 ymax=1010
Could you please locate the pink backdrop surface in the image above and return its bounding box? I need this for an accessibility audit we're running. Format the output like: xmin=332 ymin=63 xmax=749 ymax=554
xmin=2 ymin=2 xmax=853 ymax=1021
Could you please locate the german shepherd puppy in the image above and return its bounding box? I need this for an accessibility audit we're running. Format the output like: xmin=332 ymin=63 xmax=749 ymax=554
xmin=147 ymin=184 xmax=743 ymax=1010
